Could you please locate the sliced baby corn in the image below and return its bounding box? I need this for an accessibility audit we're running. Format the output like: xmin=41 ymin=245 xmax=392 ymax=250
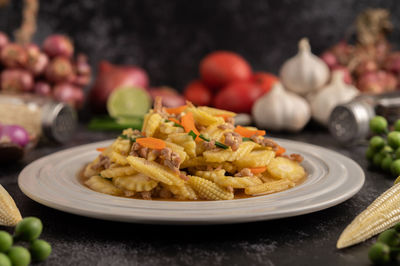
xmin=0 ymin=184 xmax=22 ymax=226
xmin=337 ymin=182 xmax=400 ymax=249
xmin=267 ymin=157 xmax=305 ymax=182
xmin=188 ymin=175 xmax=234 ymax=200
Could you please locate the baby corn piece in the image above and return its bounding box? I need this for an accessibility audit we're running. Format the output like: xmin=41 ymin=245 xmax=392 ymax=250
xmin=0 ymin=184 xmax=22 ymax=226
xmin=188 ymin=175 xmax=233 ymax=200
xmin=337 ymin=182 xmax=400 ymax=249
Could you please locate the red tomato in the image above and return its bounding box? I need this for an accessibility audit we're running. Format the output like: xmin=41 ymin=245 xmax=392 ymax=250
xmin=252 ymin=72 xmax=278 ymax=94
xmin=200 ymin=51 xmax=252 ymax=90
xmin=213 ymin=81 xmax=263 ymax=113
xmin=184 ymin=80 xmax=212 ymax=106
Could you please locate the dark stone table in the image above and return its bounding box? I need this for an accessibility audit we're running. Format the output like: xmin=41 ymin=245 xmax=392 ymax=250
xmin=0 ymin=124 xmax=390 ymax=266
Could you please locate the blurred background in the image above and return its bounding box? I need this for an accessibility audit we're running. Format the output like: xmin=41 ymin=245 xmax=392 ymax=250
xmin=2 ymin=0 xmax=399 ymax=90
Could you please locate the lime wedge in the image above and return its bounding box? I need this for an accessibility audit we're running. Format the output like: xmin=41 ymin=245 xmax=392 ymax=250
xmin=107 ymin=86 xmax=151 ymax=119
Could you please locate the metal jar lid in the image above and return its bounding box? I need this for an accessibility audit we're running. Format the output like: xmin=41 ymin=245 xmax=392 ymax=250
xmin=329 ymin=100 xmax=375 ymax=144
xmin=41 ymin=101 xmax=77 ymax=143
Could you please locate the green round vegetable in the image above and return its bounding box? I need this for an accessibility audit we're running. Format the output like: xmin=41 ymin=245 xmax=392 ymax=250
xmin=395 ymin=148 xmax=400 ymax=160
xmin=369 ymin=242 xmax=391 ymax=264
xmin=380 ymin=145 xmax=394 ymax=156
xmin=382 ymin=155 xmax=393 ymax=172
xmin=391 ymin=159 xmax=400 ymax=176
xmin=370 ymin=136 xmax=385 ymax=151
xmin=0 ymin=253 xmax=11 ymax=266
xmin=370 ymin=116 xmax=388 ymax=134
xmin=7 ymin=246 xmax=30 ymax=266
xmin=14 ymin=217 xmax=42 ymax=241
xmin=378 ymin=229 xmax=400 ymax=247
xmin=30 ymin=239 xmax=51 ymax=262
xmin=366 ymin=147 xmax=375 ymax=161
xmin=373 ymin=153 xmax=385 ymax=168
xmin=394 ymin=119 xmax=400 ymax=132
xmin=388 ymin=131 xmax=400 ymax=149
xmin=0 ymin=232 xmax=12 ymax=253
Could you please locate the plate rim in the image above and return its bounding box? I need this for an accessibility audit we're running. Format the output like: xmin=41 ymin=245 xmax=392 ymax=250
xmin=18 ymin=138 xmax=365 ymax=225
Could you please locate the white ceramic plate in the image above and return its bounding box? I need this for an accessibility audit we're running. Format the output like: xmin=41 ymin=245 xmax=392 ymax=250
xmin=18 ymin=139 xmax=364 ymax=225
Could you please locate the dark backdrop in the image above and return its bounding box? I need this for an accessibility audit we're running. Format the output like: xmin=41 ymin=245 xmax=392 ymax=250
xmin=1 ymin=0 xmax=400 ymax=91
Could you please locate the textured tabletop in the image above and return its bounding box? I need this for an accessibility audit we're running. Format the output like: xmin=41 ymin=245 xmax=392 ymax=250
xmin=0 ymin=124 xmax=389 ymax=266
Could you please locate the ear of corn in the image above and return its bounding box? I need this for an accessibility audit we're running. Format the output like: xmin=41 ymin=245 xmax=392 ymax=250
xmin=0 ymin=184 xmax=22 ymax=226
xmin=267 ymin=157 xmax=306 ymax=182
xmin=337 ymin=182 xmax=400 ymax=249
xmin=188 ymin=175 xmax=234 ymax=200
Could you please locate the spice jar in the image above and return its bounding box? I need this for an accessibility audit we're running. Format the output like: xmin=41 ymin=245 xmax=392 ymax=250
xmin=0 ymin=93 xmax=77 ymax=143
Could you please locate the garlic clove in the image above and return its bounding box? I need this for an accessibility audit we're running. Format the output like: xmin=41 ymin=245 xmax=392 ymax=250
xmin=310 ymin=70 xmax=359 ymax=126
xmin=280 ymin=38 xmax=330 ymax=96
xmin=252 ymin=82 xmax=311 ymax=132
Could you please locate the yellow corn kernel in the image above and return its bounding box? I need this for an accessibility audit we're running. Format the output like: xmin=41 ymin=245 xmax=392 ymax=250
xmin=142 ymin=113 xmax=162 ymax=137
xmin=113 ymin=173 xmax=158 ymax=192
xmin=110 ymin=151 xmax=129 ymax=166
xmin=187 ymin=175 xmax=233 ymax=200
xmin=245 ymin=179 xmax=295 ymax=195
xmin=197 ymin=106 xmax=236 ymax=118
xmin=337 ymin=182 xmax=400 ymax=249
xmin=100 ymin=166 xmax=137 ymax=178
xmin=85 ymin=176 xmax=123 ymax=196
xmin=267 ymin=157 xmax=306 ymax=182
xmin=0 ymin=184 xmax=22 ymax=226
xmin=203 ymin=141 xmax=258 ymax=162
xmin=234 ymin=150 xmax=275 ymax=168
xmin=127 ymin=156 xmax=184 ymax=186
xmin=186 ymin=107 xmax=225 ymax=126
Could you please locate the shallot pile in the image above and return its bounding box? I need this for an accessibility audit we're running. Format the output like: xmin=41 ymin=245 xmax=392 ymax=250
xmin=320 ymin=9 xmax=399 ymax=94
xmin=0 ymin=32 xmax=91 ymax=108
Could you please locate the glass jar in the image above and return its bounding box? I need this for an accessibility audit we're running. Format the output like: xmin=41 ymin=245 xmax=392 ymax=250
xmin=0 ymin=93 xmax=77 ymax=143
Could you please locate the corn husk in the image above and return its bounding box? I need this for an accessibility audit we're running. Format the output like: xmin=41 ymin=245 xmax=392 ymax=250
xmin=337 ymin=182 xmax=400 ymax=249
xmin=0 ymin=184 xmax=22 ymax=226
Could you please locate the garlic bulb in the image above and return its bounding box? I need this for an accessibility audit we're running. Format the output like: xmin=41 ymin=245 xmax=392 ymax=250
xmin=310 ymin=71 xmax=359 ymax=125
xmin=280 ymin=38 xmax=329 ymax=95
xmin=252 ymin=82 xmax=311 ymax=132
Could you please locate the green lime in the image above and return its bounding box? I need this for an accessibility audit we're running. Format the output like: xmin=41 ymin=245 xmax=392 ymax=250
xmin=395 ymin=119 xmax=400 ymax=132
xmin=391 ymin=159 xmax=400 ymax=176
xmin=0 ymin=232 xmax=12 ymax=253
xmin=107 ymin=86 xmax=151 ymax=120
xmin=7 ymin=246 xmax=30 ymax=266
xmin=30 ymin=239 xmax=51 ymax=262
xmin=395 ymin=148 xmax=400 ymax=159
xmin=378 ymin=229 xmax=400 ymax=247
xmin=381 ymin=155 xmax=393 ymax=172
xmin=366 ymin=147 xmax=375 ymax=161
xmin=373 ymin=153 xmax=385 ymax=168
xmin=370 ymin=116 xmax=388 ymax=134
xmin=14 ymin=217 xmax=42 ymax=241
xmin=388 ymin=131 xmax=400 ymax=149
xmin=369 ymin=136 xmax=385 ymax=151
xmin=369 ymin=242 xmax=391 ymax=264
xmin=0 ymin=253 xmax=11 ymax=266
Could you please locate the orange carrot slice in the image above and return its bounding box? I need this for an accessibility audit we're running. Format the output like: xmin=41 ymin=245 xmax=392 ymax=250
xmin=234 ymin=125 xmax=266 ymax=138
xmin=275 ymin=146 xmax=286 ymax=156
xmin=181 ymin=112 xmax=200 ymax=141
xmin=168 ymin=117 xmax=181 ymax=125
xmin=96 ymin=147 xmax=106 ymax=152
xmin=136 ymin=137 xmax=166 ymax=150
xmin=249 ymin=167 xmax=267 ymax=174
xmin=165 ymin=105 xmax=188 ymax=114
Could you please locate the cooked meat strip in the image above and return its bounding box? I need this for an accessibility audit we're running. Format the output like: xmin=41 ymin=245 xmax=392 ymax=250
xmin=159 ymin=187 xmax=173 ymax=198
xmin=160 ymin=147 xmax=181 ymax=173
xmin=218 ymin=123 xmax=234 ymax=130
xmin=282 ymin=153 xmax=304 ymax=163
xmin=91 ymin=154 xmax=111 ymax=170
xmin=226 ymin=117 xmax=235 ymax=125
xmin=234 ymin=168 xmax=253 ymax=177
xmin=141 ymin=191 xmax=152 ymax=200
xmin=224 ymin=132 xmax=242 ymax=151
xmin=153 ymin=96 xmax=168 ymax=118
xmin=202 ymin=139 xmax=216 ymax=150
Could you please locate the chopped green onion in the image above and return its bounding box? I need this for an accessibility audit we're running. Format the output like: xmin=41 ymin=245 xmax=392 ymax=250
xmin=119 ymin=134 xmax=139 ymax=142
xmin=188 ymin=130 xmax=197 ymax=140
xmin=242 ymin=137 xmax=254 ymax=142
xmin=215 ymin=141 xmax=229 ymax=149
xmin=164 ymin=119 xmax=184 ymax=128
xmin=199 ymin=134 xmax=210 ymax=141
xmin=198 ymin=134 xmax=228 ymax=149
